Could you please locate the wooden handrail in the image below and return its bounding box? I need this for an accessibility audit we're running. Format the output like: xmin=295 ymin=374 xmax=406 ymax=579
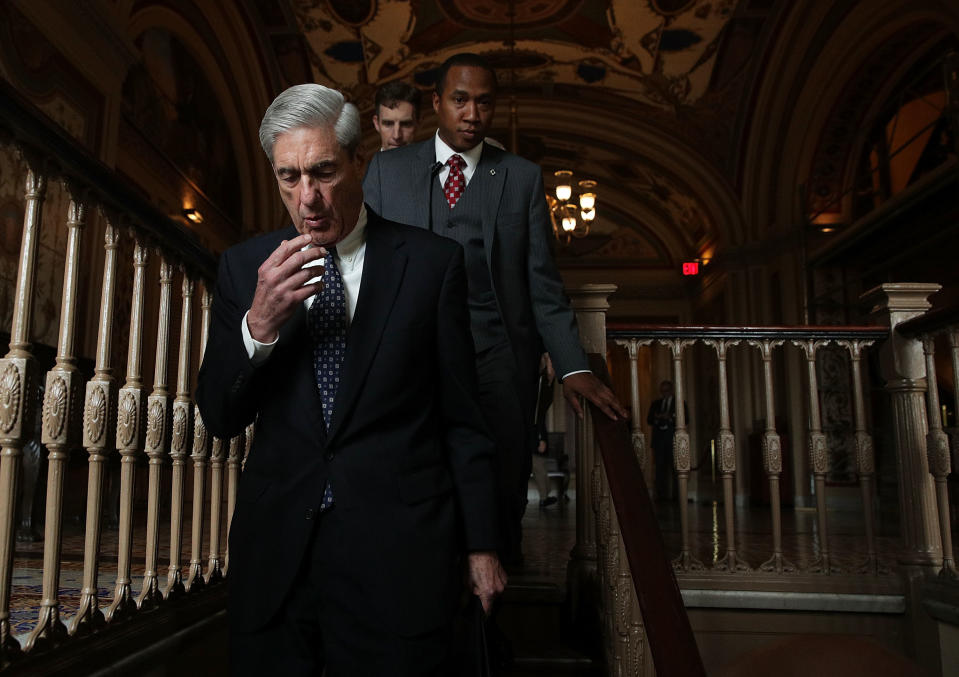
xmin=897 ymin=303 xmax=959 ymax=336
xmin=587 ymin=353 xmax=707 ymax=677
xmin=607 ymin=324 xmax=888 ymax=341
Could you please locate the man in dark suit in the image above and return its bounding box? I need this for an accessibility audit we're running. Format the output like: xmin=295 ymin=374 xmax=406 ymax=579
xmin=196 ymin=83 xmax=506 ymax=676
xmin=363 ymin=53 xmax=627 ymax=564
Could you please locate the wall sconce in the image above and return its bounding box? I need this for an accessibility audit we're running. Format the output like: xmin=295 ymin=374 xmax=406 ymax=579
xmin=183 ymin=208 xmax=203 ymax=224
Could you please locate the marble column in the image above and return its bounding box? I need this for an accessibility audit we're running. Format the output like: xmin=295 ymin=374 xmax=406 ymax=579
xmin=566 ymin=284 xmax=616 ymax=618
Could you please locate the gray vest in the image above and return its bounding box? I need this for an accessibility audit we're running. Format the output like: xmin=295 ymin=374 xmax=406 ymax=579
xmin=431 ymin=174 xmax=507 ymax=352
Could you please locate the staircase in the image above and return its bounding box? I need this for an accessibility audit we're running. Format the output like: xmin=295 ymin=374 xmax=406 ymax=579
xmin=498 ymin=578 xmax=601 ymax=676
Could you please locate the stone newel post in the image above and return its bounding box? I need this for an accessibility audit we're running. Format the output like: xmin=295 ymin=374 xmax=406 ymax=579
xmin=566 ymin=284 xmax=616 ymax=599
xmin=864 ymin=283 xmax=943 ymax=569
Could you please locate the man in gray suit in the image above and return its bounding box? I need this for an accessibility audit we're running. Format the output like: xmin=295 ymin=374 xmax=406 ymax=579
xmin=364 ymin=53 xmax=626 ymax=564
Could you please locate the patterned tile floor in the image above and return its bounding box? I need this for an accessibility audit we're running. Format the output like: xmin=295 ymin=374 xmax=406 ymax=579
xmin=9 ymin=504 xmax=229 ymax=642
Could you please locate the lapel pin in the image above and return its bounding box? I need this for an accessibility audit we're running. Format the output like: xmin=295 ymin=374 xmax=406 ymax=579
xmin=490 ymin=169 xmax=496 ymax=176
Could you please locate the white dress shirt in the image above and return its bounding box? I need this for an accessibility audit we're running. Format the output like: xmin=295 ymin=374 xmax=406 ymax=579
xmin=434 ymin=133 xmax=484 ymax=187
xmin=241 ymin=206 xmax=368 ymax=366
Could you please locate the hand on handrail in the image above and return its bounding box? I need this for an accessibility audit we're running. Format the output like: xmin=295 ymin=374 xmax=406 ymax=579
xmin=562 ymin=371 xmax=629 ymax=421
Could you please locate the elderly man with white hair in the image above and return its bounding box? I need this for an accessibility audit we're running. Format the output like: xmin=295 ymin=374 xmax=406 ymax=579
xmin=197 ymin=83 xmax=506 ymax=676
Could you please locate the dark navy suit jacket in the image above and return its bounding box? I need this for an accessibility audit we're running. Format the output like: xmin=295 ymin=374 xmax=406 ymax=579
xmin=196 ymin=209 xmax=498 ymax=635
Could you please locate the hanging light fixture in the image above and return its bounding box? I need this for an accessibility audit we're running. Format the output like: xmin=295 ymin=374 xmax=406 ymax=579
xmin=500 ymin=0 xmax=598 ymax=244
xmin=548 ymin=171 xmax=598 ymax=243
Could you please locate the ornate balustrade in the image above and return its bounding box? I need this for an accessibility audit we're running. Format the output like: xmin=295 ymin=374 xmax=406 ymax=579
xmin=568 ymin=287 xmax=705 ymax=676
xmin=0 ymin=80 xmax=236 ymax=671
xmin=607 ymin=324 xmax=890 ymax=581
xmin=567 ymin=283 xmax=959 ymax=674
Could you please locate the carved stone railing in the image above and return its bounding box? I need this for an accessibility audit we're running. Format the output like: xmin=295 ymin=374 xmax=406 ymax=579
xmin=608 ymin=324 xmax=889 ymax=580
xmin=568 ymin=286 xmax=705 ymax=676
xmin=0 ymin=79 xmax=236 ymax=671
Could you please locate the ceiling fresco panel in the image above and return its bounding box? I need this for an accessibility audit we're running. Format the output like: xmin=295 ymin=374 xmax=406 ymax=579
xmin=293 ymin=0 xmax=739 ymax=110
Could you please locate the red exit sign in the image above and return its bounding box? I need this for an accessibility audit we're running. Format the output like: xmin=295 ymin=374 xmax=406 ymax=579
xmin=682 ymin=261 xmax=700 ymax=276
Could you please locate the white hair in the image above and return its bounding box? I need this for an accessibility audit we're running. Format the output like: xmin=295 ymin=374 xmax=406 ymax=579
xmin=258 ymin=84 xmax=361 ymax=162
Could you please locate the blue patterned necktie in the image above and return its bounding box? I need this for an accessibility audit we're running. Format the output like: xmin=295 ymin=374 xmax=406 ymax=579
xmin=308 ymin=247 xmax=347 ymax=511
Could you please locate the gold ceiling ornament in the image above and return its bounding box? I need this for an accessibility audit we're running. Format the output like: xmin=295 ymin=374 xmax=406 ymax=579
xmin=547 ymin=170 xmax=597 ymax=244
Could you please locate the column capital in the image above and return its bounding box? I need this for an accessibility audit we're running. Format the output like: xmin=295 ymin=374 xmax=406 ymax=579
xmin=567 ymin=284 xmax=617 ymax=356
xmin=864 ymin=283 xmax=941 ymax=381
xmin=862 ymin=283 xmax=941 ymax=328
xmin=567 ymin=284 xmax=617 ymax=312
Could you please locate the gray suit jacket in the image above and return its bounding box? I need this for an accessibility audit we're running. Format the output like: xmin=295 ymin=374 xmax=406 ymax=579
xmin=363 ymin=138 xmax=588 ymax=389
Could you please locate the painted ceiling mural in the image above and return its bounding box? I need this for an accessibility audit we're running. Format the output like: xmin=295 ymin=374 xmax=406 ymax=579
xmin=290 ymin=0 xmax=760 ymax=264
xmin=294 ymin=0 xmax=736 ymax=110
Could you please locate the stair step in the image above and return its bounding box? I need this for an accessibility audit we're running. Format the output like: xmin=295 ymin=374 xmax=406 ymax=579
xmin=493 ymin=579 xmax=602 ymax=675
xmin=502 ymin=579 xmax=566 ymax=604
xmin=506 ymin=642 xmax=602 ymax=675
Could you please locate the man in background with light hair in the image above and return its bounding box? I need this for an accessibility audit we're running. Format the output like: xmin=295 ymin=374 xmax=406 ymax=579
xmin=197 ymin=82 xmax=505 ymax=676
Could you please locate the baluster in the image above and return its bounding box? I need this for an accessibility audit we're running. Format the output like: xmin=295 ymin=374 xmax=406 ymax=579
xmin=165 ymin=273 xmax=194 ymax=599
xmin=137 ymin=256 xmax=174 ymax=610
xmin=25 ymin=192 xmax=88 ymax=652
xmin=0 ymin=166 xmax=46 ymax=662
xmin=794 ymin=339 xmax=839 ymax=574
xmin=704 ymin=339 xmax=749 ymax=573
xmin=950 ymin=326 xmax=959 ymax=448
xmin=838 ymin=339 xmax=882 ymax=574
xmin=922 ymin=335 xmax=957 ymax=578
xmin=614 ymin=510 xmax=630 ymax=674
xmin=106 ymin=239 xmax=148 ymax=622
xmin=224 ymin=435 xmax=243 ymax=576
xmin=187 ymin=287 xmax=212 ymax=592
xmin=71 ymin=218 xmax=119 ymax=637
xmin=596 ymin=462 xmax=616 ymax=671
xmin=748 ymin=339 xmax=795 ymax=573
xmin=243 ymin=422 xmax=254 ymax=472
xmin=659 ymin=338 xmax=703 ymax=571
xmin=207 ymin=437 xmax=225 ymax=584
xmin=615 ymin=504 xmax=650 ymax=676
xmin=614 ymin=339 xmax=653 ymax=476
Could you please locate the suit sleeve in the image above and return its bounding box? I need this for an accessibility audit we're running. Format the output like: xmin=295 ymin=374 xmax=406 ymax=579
xmin=436 ymin=245 xmax=499 ymax=552
xmin=524 ymin=169 xmax=590 ymax=376
xmin=362 ymin=151 xmax=383 ymax=214
xmin=195 ymin=248 xmax=263 ymax=440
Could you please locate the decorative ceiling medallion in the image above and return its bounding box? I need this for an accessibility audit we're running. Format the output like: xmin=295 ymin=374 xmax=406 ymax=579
xmin=325 ymin=0 xmax=376 ymax=27
xmin=442 ymin=0 xmax=585 ymax=30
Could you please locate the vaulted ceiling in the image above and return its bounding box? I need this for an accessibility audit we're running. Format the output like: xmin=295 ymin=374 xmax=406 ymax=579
xmin=272 ymin=0 xmax=782 ymax=268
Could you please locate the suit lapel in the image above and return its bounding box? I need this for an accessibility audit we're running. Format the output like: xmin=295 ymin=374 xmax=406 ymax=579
xmin=326 ymin=213 xmax=407 ymax=442
xmin=411 ymin=140 xmax=437 ymax=230
xmin=475 ymin=145 xmax=506 ymax=273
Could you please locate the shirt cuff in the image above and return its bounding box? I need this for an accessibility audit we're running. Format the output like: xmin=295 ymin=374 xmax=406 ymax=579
xmin=241 ymin=311 xmax=278 ymax=366
xmin=561 ymin=369 xmax=591 ymax=381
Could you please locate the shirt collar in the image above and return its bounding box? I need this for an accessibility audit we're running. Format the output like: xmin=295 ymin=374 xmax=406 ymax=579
xmin=434 ymin=133 xmax=484 ymax=175
xmin=335 ymin=204 xmax=366 ymax=259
